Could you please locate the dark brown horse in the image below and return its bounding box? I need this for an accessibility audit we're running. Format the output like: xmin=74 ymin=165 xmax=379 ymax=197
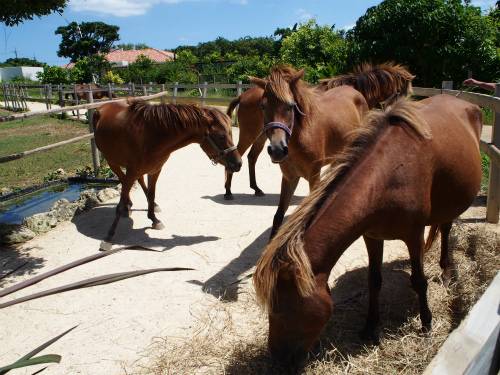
xmin=94 ymin=100 xmax=242 ymax=251
xmin=224 ymin=62 xmax=414 ymax=200
xmin=317 ymin=61 xmax=415 ymax=108
xmin=65 ymin=84 xmax=117 ymax=102
xmin=249 ymin=65 xmax=369 ymax=238
xmin=253 ymin=96 xmax=483 ymax=370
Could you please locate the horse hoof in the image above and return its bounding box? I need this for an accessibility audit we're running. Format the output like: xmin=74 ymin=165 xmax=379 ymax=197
xmin=154 ymin=204 xmax=162 ymax=213
xmin=224 ymin=193 xmax=235 ymax=201
xmin=254 ymin=190 xmax=265 ymax=197
xmin=152 ymin=222 xmax=165 ymax=230
xmin=100 ymin=240 xmax=113 ymax=251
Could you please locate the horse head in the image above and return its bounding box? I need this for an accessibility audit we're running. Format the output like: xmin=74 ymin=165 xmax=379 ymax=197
xmin=249 ymin=66 xmax=309 ymax=164
xmin=199 ymin=108 xmax=242 ymax=173
xmin=267 ymin=262 xmax=332 ymax=369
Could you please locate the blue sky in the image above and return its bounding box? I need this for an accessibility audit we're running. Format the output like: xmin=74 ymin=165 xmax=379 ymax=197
xmin=1 ymin=0 xmax=497 ymax=66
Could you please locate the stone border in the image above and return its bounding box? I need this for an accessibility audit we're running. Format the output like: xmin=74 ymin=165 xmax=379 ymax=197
xmin=0 ymin=184 xmax=120 ymax=245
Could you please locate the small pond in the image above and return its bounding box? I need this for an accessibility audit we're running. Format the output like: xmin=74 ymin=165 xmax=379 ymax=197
xmin=0 ymin=178 xmax=119 ymax=224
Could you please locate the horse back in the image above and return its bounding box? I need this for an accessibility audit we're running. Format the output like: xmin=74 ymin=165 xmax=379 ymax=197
xmin=419 ymin=95 xmax=483 ymax=223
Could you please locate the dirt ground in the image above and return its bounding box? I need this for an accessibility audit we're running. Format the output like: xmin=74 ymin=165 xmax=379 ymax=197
xmin=0 ymin=104 xmax=499 ymax=374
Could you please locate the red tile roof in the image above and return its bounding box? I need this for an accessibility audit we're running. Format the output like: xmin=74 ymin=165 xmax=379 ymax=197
xmin=62 ymin=48 xmax=174 ymax=69
xmin=105 ymin=48 xmax=174 ymax=64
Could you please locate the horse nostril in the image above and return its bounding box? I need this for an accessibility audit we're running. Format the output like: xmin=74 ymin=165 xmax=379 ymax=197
xmin=268 ymin=145 xmax=273 ymax=156
xmin=283 ymin=146 xmax=289 ymax=157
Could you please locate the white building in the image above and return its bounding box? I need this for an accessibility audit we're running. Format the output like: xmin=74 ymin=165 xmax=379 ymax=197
xmin=0 ymin=67 xmax=43 ymax=82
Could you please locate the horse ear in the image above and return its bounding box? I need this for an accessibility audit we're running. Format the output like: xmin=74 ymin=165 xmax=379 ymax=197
xmin=248 ymin=76 xmax=267 ymax=90
xmin=291 ymin=68 xmax=306 ymax=85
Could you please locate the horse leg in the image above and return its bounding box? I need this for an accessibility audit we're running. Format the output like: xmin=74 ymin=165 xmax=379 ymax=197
xmin=224 ymin=131 xmax=256 ymax=200
xmin=106 ymin=162 xmax=134 ymax=217
xmin=359 ymin=235 xmax=384 ymax=343
xmin=407 ymin=231 xmax=432 ymax=333
xmin=100 ymin=177 xmax=136 ymax=251
xmin=439 ymin=221 xmax=454 ymax=287
xmin=270 ymin=176 xmax=300 ymax=240
xmin=248 ymin=132 xmax=267 ymax=196
xmin=137 ymin=175 xmax=161 ymax=213
xmin=146 ymin=171 xmax=165 ymax=230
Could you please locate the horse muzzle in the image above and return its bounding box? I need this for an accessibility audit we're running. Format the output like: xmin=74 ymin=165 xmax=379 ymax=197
xmin=225 ymin=159 xmax=242 ymax=173
xmin=269 ymin=342 xmax=309 ymax=369
xmin=267 ymin=142 xmax=289 ymax=163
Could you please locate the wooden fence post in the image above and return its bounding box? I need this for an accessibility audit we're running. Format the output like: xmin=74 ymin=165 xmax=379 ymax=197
xmin=160 ymin=84 xmax=166 ymax=104
xmin=202 ymin=82 xmax=208 ymax=107
xmin=142 ymin=86 xmax=147 ymax=96
xmin=107 ymin=83 xmax=112 ymax=100
xmin=486 ymin=85 xmax=500 ymax=223
xmin=237 ymin=81 xmax=243 ymax=97
xmin=86 ymin=91 xmax=100 ymax=177
xmin=442 ymin=81 xmax=453 ymax=91
xmin=173 ymin=82 xmax=178 ymax=104
xmin=58 ymin=84 xmax=64 ymax=108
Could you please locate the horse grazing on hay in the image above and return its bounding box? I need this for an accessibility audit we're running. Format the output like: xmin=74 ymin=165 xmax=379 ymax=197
xmin=94 ymin=99 xmax=242 ymax=251
xmin=253 ymin=96 xmax=483 ymax=370
xmin=223 ymin=62 xmax=414 ymax=201
xmin=249 ymin=65 xmax=370 ymax=239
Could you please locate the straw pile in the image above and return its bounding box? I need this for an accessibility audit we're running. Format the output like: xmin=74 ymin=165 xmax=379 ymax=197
xmin=129 ymin=215 xmax=499 ymax=375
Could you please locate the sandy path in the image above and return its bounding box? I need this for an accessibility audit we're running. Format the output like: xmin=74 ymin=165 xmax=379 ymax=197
xmin=0 ymin=116 xmax=494 ymax=374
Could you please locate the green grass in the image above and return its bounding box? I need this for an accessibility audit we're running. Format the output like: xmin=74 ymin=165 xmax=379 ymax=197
xmin=0 ymin=107 xmax=95 ymax=190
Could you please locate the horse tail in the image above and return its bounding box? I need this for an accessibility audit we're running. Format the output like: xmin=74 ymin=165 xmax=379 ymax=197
xmin=226 ymin=96 xmax=241 ymax=117
xmin=424 ymin=225 xmax=440 ymax=253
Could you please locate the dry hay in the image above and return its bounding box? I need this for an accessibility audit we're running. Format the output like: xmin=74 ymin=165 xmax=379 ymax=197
xmin=128 ymin=218 xmax=500 ymax=375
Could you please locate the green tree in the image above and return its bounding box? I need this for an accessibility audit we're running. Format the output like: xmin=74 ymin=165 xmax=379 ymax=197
xmin=279 ymin=18 xmax=349 ymax=80
xmin=348 ymin=0 xmax=500 ymax=87
xmin=0 ymin=58 xmax=45 ymax=67
xmin=134 ymin=43 xmax=151 ymax=50
xmin=119 ymin=54 xmax=156 ymax=84
xmin=115 ymin=43 xmax=134 ymax=51
xmin=56 ymin=21 xmax=120 ymax=63
xmin=1 ymin=0 xmax=67 ymax=26
xmin=36 ymin=66 xmax=69 ymax=84
xmin=155 ymin=50 xmax=198 ymax=84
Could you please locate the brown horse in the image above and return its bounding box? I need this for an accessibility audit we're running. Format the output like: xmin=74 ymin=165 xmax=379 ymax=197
xmin=253 ymin=96 xmax=483 ymax=370
xmin=65 ymin=84 xmax=117 ymax=115
xmin=94 ymin=100 xmax=242 ymax=251
xmin=317 ymin=61 xmax=415 ymax=108
xmin=249 ymin=65 xmax=369 ymax=238
xmin=224 ymin=62 xmax=414 ymax=200
xmin=65 ymin=84 xmax=118 ymax=102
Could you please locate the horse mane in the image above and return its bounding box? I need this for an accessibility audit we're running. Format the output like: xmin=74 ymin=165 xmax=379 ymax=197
xmin=266 ymin=65 xmax=318 ymax=122
xmin=320 ymin=62 xmax=415 ymax=105
xmin=253 ymin=99 xmax=430 ymax=311
xmin=125 ymin=99 xmax=232 ymax=132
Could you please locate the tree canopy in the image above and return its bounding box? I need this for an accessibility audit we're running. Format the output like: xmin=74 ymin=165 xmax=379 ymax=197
xmin=1 ymin=0 xmax=67 ymax=26
xmin=280 ymin=18 xmax=349 ymax=80
xmin=56 ymin=21 xmax=120 ymax=63
xmin=347 ymin=0 xmax=500 ymax=87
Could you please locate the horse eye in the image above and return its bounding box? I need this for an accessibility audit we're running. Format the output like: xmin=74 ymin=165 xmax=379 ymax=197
xmin=259 ymin=102 xmax=265 ymax=110
xmin=219 ymin=134 xmax=226 ymax=140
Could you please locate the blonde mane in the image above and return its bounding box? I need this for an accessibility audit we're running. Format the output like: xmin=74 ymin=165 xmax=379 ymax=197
xmin=253 ymin=99 xmax=430 ymax=311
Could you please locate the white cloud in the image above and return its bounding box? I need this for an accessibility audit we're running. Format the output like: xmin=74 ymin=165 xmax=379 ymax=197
xmin=68 ymin=0 xmax=246 ymax=17
xmin=295 ymin=8 xmax=312 ymax=20
xmin=68 ymin=0 xmax=158 ymax=16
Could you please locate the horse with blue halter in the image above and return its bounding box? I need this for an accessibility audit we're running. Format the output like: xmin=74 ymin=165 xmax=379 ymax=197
xmin=248 ymin=65 xmax=369 ymax=239
xmin=93 ymin=99 xmax=242 ymax=250
xmin=223 ymin=62 xmax=414 ymax=201
xmin=253 ymin=96 xmax=483 ymax=371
